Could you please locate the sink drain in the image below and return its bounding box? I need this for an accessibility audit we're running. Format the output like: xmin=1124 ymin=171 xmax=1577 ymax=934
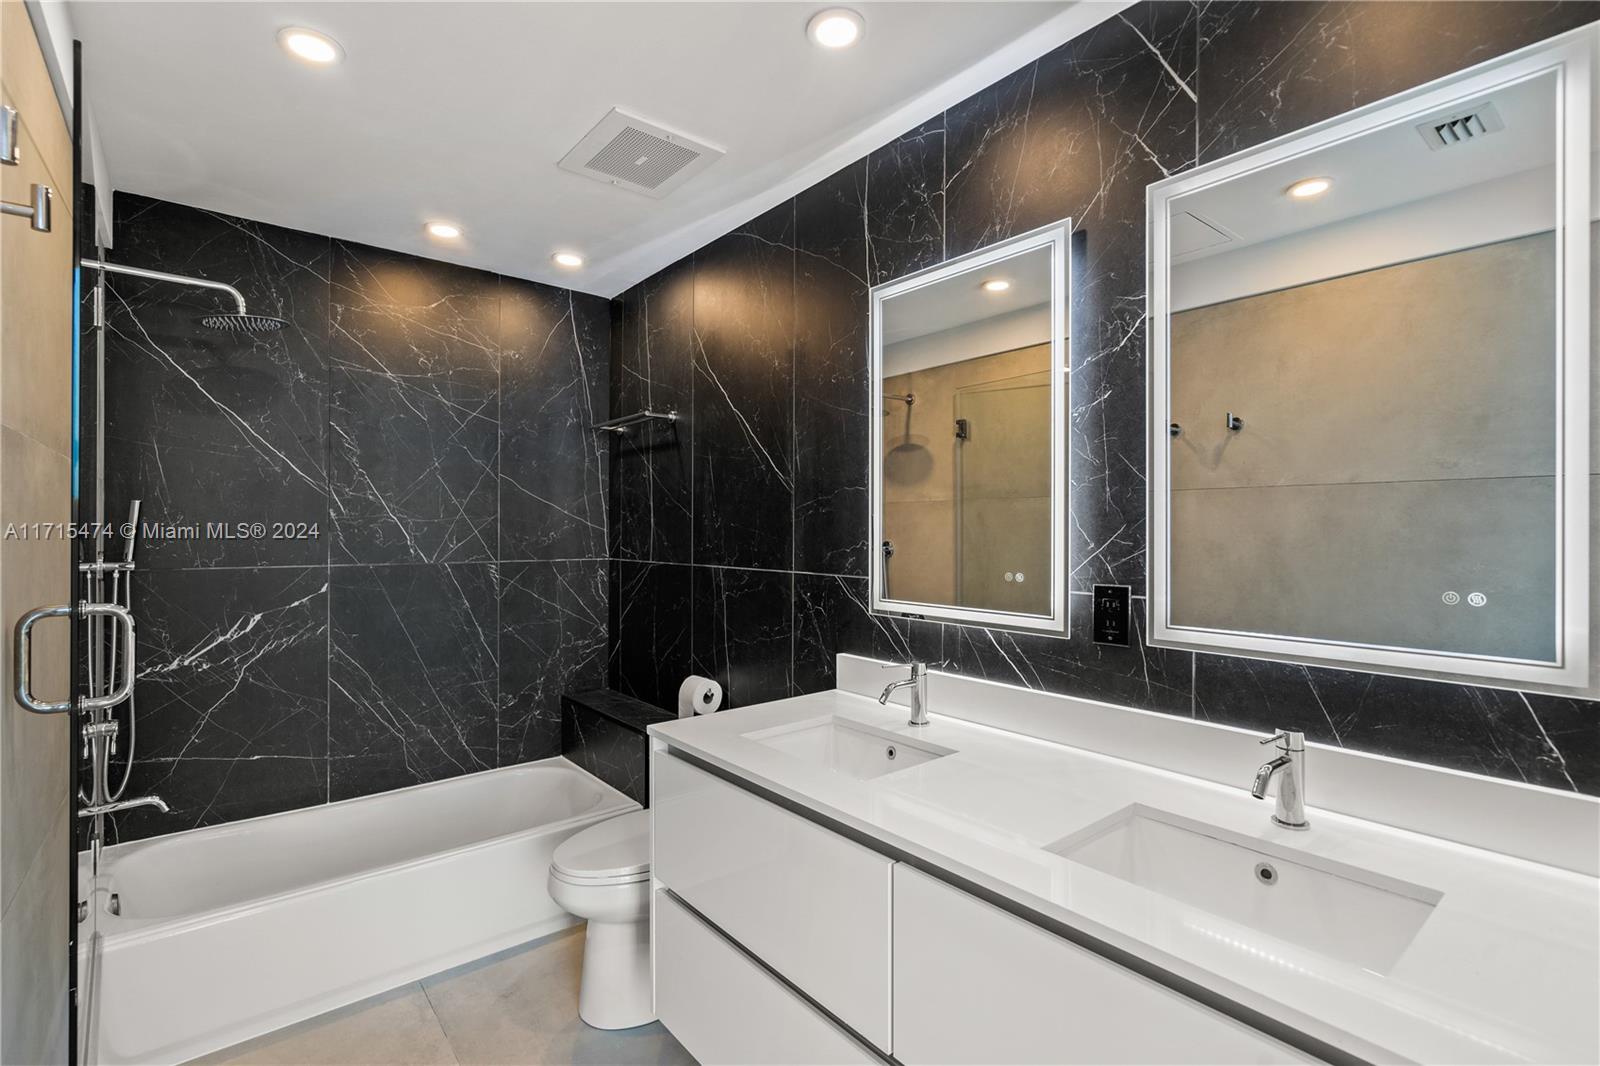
xmin=885 ymin=745 xmax=898 ymax=761
xmin=1254 ymin=862 xmax=1278 ymax=886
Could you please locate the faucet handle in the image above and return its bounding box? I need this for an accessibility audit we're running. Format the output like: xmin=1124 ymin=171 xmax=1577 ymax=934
xmin=1259 ymin=730 xmax=1305 ymax=750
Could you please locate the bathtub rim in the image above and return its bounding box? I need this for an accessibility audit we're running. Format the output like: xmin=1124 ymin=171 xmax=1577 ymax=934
xmin=82 ymin=756 xmax=639 ymax=941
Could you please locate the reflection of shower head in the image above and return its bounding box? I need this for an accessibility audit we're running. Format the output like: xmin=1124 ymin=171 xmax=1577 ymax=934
xmin=883 ymin=392 xmax=915 ymax=410
xmin=198 ymin=312 xmax=288 ymax=334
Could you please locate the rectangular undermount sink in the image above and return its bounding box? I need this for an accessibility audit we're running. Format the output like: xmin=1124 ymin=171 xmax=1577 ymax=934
xmin=1046 ymin=805 xmax=1442 ymax=973
xmin=744 ymin=716 xmax=955 ymax=781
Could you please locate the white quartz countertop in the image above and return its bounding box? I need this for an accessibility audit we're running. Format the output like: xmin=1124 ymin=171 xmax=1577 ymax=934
xmin=649 ymin=691 xmax=1600 ymax=1065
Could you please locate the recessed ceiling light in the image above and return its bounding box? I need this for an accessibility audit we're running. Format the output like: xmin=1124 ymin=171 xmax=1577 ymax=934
xmin=425 ymin=221 xmax=462 ymax=240
xmin=1287 ymin=177 xmax=1332 ymax=200
xmin=807 ymin=8 xmax=864 ymax=49
xmin=982 ymin=279 xmax=1011 ymax=293
xmin=277 ymin=27 xmax=343 ymax=65
xmin=552 ymin=251 xmax=584 ymax=269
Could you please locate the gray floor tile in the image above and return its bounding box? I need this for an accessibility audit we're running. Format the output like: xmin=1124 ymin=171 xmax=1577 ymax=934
xmin=191 ymin=926 xmax=695 ymax=1066
xmin=422 ymin=927 xmax=693 ymax=1066
xmin=192 ymin=983 xmax=458 ymax=1066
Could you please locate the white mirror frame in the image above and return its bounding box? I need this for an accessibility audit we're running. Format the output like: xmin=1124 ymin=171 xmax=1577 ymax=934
xmin=1147 ymin=27 xmax=1595 ymax=691
xmin=870 ymin=220 xmax=1072 ymax=635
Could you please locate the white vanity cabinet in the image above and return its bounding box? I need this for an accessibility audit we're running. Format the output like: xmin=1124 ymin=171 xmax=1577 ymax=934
xmin=654 ymin=890 xmax=879 ymax=1065
xmin=891 ymin=865 xmax=1314 ymax=1065
xmin=652 ymin=753 xmax=893 ymax=1050
xmin=651 ymin=749 xmax=1320 ymax=1065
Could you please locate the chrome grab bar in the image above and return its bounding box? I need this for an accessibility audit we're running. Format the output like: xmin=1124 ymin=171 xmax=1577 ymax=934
xmin=14 ymin=601 xmax=135 ymax=714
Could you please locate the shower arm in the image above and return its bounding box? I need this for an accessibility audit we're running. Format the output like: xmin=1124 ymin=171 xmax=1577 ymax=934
xmin=79 ymin=257 xmax=249 ymax=315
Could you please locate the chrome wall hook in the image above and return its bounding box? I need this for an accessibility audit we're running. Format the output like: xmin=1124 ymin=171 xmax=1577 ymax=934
xmin=1225 ymin=412 xmax=1243 ymax=432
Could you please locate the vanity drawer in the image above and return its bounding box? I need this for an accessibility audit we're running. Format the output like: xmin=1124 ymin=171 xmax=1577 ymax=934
xmin=652 ymin=752 xmax=893 ymax=1051
xmin=655 ymin=890 xmax=881 ymax=1065
xmin=892 ymin=865 xmax=1316 ymax=1065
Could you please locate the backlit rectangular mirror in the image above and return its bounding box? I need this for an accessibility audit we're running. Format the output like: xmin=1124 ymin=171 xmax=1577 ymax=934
xmin=871 ymin=222 xmax=1070 ymax=634
xmin=1148 ymin=29 xmax=1594 ymax=690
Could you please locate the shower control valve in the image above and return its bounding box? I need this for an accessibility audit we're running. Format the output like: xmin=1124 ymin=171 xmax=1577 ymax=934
xmin=81 ymin=719 xmax=120 ymax=757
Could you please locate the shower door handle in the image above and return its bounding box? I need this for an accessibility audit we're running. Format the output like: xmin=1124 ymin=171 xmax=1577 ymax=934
xmin=14 ymin=601 xmax=135 ymax=714
xmin=0 ymin=182 xmax=52 ymax=232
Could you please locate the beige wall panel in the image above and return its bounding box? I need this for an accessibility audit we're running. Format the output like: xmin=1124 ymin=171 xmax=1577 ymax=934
xmin=960 ymin=495 xmax=1049 ymax=614
xmin=0 ymin=427 xmax=68 ymax=908
xmin=883 ymin=498 xmax=954 ymax=606
xmin=1171 ymin=476 xmax=1557 ymax=661
xmin=882 ymin=345 xmax=1052 ymax=614
xmin=883 ymin=345 xmax=1049 ymax=505
xmin=0 ymin=799 xmax=68 ymax=1066
xmin=1171 ymin=234 xmax=1557 ymax=491
xmin=0 ymin=109 xmax=74 ymax=457
xmin=0 ymin=2 xmax=73 ymax=201
xmin=0 ymin=7 xmax=72 ymax=1064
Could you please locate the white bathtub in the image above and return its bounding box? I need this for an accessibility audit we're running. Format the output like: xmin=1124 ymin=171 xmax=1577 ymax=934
xmin=79 ymin=758 xmax=638 ymax=1066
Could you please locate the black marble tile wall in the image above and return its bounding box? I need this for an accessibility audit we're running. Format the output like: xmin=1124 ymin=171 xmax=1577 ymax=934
xmin=608 ymin=0 xmax=1600 ymax=796
xmin=609 ymin=263 xmax=694 ymax=565
xmin=500 ymin=560 xmax=609 ymax=767
xmin=562 ymin=689 xmax=674 ymax=807
xmin=608 ymin=560 xmax=693 ymax=711
xmin=691 ymin=205 xmax=797 ymax=572
xmin=102 ymin=194 xmax=331 ymax=571
xmin=329 ymin=243 xmax=500 ymax=565
xmin=95 ymin=192 xmax=610 ymax=843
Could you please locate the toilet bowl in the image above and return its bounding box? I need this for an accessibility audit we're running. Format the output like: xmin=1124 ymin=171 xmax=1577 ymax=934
xmin=548 ymin=808 xmax=653 ymax=1030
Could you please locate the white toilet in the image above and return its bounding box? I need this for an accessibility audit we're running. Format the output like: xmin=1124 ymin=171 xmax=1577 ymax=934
xmin=547 ymin=809 xmax=654 ymax=1030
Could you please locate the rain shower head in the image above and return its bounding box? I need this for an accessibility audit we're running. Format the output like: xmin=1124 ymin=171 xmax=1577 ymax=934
xmin=198 ymin=312 xmax=288 ymax=334
xmin=81 ymin=258 xmax=288 ymax=338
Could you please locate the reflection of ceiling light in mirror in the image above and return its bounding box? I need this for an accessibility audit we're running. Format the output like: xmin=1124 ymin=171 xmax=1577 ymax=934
xmin=807 ymin=8 xmax=864 ymax=48
xmin=278 ymin=27 xmax=343 ymax=65
xmin=1286 ymin=177 xmax=1332 ymax=200
xmin=981 ymin=279 xmax=1011 ymax=293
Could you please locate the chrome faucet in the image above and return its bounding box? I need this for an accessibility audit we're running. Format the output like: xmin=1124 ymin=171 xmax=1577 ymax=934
xmin=878 ymin=661 xmax=929 ymax=726
xmin=78 ymin=795 xmax=169 ymax=818
xmin=1252 ymin=730 xmax=1309 ymax=830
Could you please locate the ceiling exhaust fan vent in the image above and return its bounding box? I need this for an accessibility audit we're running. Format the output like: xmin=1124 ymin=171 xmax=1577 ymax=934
xmin=1417 ymin=100 xmax=1505 ymax=150
xmin=559 ymin=108 xmax=725 ymax=198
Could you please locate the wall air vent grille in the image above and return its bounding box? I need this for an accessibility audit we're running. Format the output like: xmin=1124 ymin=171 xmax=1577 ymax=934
xmin=1417 ymin=100 xmax=1505 ymax=150
xmin=558 ymin=108 xmax=725 ymax=198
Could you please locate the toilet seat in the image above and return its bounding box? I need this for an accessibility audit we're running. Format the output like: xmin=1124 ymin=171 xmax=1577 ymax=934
xmin=551 ymin=809 xmax=651 ymax=886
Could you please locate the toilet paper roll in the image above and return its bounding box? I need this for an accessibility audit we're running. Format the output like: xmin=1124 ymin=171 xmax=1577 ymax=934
xmin=677 ymin=675 xmax=724 ymax=718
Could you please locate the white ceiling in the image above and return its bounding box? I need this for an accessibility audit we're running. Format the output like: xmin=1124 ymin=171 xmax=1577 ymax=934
xmin=71 ymin=1 xmax=1128 ymax=297
xmin=882 ymin=243 xmax=1052 ymax=344
xmin=1173 ymin=71 xmax=1557 ymax=262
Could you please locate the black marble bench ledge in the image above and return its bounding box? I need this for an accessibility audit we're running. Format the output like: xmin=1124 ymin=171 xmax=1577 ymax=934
xmin=561 ymin=689 xmax=676 ymax=806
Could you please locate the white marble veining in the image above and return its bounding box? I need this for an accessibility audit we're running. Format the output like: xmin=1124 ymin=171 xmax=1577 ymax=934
xmin=650 ymin=687 xmax=1600 ymax=1064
